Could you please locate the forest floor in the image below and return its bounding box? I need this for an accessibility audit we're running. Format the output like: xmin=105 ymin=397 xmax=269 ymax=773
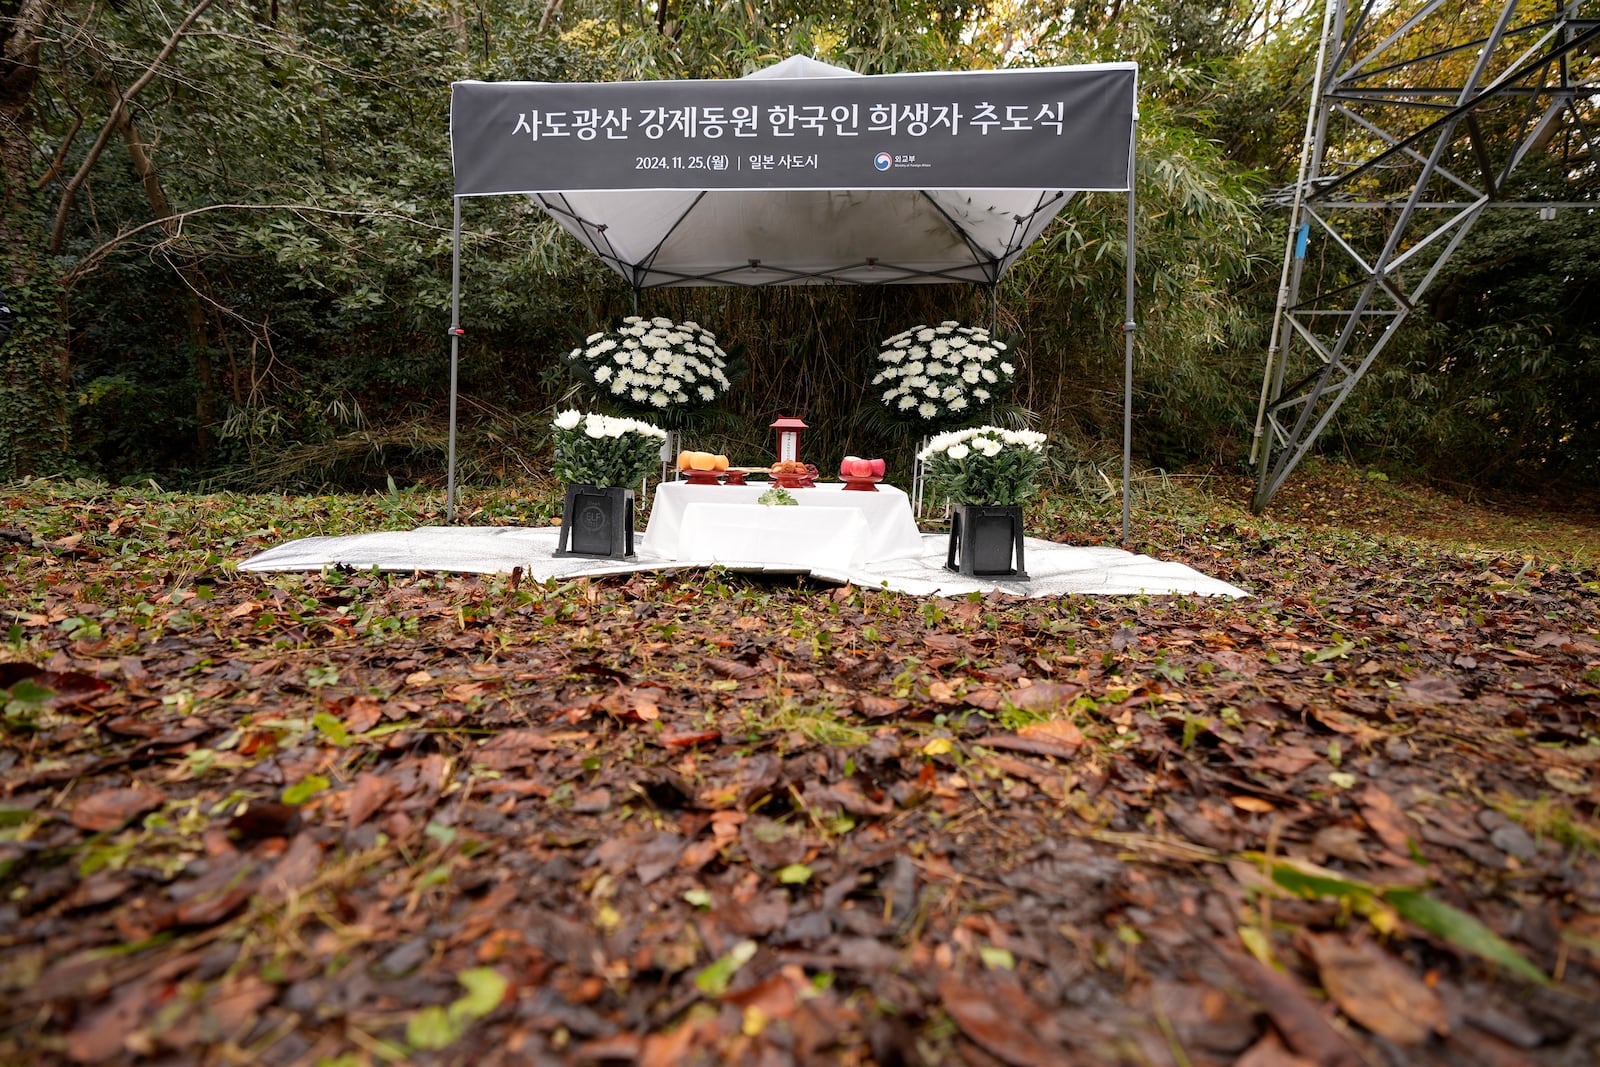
xmin=2 ymin=461 xmax=1598 ymax=1067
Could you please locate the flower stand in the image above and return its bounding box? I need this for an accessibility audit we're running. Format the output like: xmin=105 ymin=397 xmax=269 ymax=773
xmin=555 ymin=485 xmax=636 ymax=559
xmin=660 ymin=430 xmax=681 ymax=482
xmin=945 ymin=505 xmax=1028 ymax=579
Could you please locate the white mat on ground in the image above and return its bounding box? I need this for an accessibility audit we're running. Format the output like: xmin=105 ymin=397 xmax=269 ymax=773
xmin=238 ymin=526 xmax=1248 ymax=599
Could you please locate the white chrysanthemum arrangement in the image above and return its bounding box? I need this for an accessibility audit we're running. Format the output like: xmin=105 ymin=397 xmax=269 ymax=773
xmin=552 ymin=409 xmax=668 ymax=488
xmin=566 ymin=317 xmax=733 ymax=418
xmin=916 ymin=425 xmax=1048 ymax=507
xmin=871 ymin=321 xmax=1015 ymax=427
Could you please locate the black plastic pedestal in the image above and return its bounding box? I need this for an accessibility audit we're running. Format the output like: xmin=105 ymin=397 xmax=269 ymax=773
xmin=554 ymin=485 xmax=636 ymax=558
xmin=945 ymin=504 xmax=1028 ymax=579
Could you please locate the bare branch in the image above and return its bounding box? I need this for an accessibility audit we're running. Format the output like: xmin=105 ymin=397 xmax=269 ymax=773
xmin=537 ymin=0 xmax=564 ymax=35
xmin=49 ymin=0 xmax=216 ymax=253
xmin=59 ymin=202 xmax=459 ymax=288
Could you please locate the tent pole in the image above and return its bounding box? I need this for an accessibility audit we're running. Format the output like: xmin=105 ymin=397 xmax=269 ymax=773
xmin=1121 ymin=119 xmax=1138 ymax=547
xmin=446 ymin=196 xmax=463 ymax=523
xmin=990 ymin=283 xmax=998 ymax=339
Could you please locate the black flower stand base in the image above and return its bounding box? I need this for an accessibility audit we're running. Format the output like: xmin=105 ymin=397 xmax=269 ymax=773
xmin=945 ymin=505 xmax=1028 ymax=580
xmin=554 ymin=485 xmax=636 ymax=559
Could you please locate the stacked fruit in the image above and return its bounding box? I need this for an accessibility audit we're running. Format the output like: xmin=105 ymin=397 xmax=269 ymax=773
xmin=839 ymin=456 xmax=886 ymax=479
xmin=677 ymin=451 xmax=729 ymax=473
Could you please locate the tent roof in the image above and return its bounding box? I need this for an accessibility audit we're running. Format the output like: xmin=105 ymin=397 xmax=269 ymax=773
xmin=450 ymin=56 xmax=1136 ymax=288
xmin=535 ymin=186 xmax=1068 ymax=287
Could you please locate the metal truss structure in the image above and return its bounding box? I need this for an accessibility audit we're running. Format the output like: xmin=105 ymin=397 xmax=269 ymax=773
xmin=1251 ymin=0 xmax=1600 ymax=511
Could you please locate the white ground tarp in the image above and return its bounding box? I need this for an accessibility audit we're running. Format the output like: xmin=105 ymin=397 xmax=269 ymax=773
xmin=238 ymin=527 xmax=1247 ymax=600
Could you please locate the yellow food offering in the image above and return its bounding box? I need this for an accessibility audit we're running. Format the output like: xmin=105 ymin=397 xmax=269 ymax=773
xmin=677 ymin=450 xmax=731 ymax=474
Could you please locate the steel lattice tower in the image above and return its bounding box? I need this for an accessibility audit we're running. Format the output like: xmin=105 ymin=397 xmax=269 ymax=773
xmin=1251 ymin=0 xmax=1600 ymax=511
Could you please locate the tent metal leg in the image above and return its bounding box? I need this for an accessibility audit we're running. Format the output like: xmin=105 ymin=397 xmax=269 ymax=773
xmin=446 ymin=196 xmax=463 ymax=523
xmin=1121 ymin=126 xmax=1137 ymax=547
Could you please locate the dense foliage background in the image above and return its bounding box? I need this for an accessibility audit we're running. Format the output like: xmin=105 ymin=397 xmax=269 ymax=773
xmin=1 ymin=0 xmax=1595 ymax=494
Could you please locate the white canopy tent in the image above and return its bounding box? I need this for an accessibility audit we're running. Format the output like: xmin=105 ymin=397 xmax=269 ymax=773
xmin=447 ymin=56 xmax=1140 ymax=536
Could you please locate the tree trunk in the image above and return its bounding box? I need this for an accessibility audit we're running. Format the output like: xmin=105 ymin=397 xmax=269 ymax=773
xmin=448 ymin=0 xmax=469 ymax=53
xmin=110 ymin=81 xmax=219 ymax=457
xmin=537 ymin=0 xmax=563 ymax=35
xmin=1 ymin=0 xmax=72 ymax=477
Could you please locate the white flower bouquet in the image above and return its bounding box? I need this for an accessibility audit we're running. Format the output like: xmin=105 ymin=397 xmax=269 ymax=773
xmin=917 ymin=425 xmax=1047 ymax=507
xmin=566 ymin=317 xmax=733 ymax=424
xmin=871 ymin=321 xmax=1015 ymax=427
xmin=552 ymin=410 xmax=668 ymax=488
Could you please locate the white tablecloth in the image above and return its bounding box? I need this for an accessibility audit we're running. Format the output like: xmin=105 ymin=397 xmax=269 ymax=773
xmin=642 ymin=482 xmax=925 ymax=567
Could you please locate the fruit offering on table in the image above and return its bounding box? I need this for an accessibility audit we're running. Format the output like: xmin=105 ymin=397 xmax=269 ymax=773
xmin=838 ymin=456 xmax=887 ymax=479
xmin=677 ymin=450 xmax=729 ymax=472
xmin=768 ymin=459 xmax=817 ymax=488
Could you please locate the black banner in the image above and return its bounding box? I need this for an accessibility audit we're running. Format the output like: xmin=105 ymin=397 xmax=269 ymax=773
xmin=451 ymin=65 xmax=1136 ymax=196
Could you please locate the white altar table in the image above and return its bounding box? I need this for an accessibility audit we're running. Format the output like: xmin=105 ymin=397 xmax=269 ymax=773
xmin=642 ymin=482 xmax=925 ymax=569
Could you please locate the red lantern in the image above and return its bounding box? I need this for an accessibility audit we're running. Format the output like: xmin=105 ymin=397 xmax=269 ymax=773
xmin=770 ymin=416 xmax=808 ymax=465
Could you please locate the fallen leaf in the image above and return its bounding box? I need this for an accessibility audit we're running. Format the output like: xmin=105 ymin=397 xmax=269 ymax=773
xmin=695 ymin=940 xmax=757 ymax=996
xmin=938 ymin=971 xmax=1063 ymax=1066
xmin=1001 ymin=681 xmax=1084 ymax=713
xmin=1545 ymin=767 xmax=1589 ymax=795
xmin=639 ymin=1019 xmax=698 ymax=1067
xmin=445 ymin=681 xmax=492 ymax=702
xmin=347 ymin=772 xmax=398 ymax=829
xmin=635 ymin=832 xmax=688 ymax=884
xmin=176 ymin=880 xmax=256 ymax=927
xmin=740 ymin=819 xmax=806 ymax=869
xmin=33 ymin=669 xmax=113 ymax=707
xmin=1399 ymin=674 xmax=1464 ymax=705
xmin=1358 ymin=786 xmax=1416 ymax=853
xmin=723 ymin=971 xmax=802 ymax=1020
xmin=1308 ymin=707 xmax=1385 ymax=743
xmin=576 ymin=1034 xmax=645 ymax=1061
xmin=1309 ymin=825 xmax=1369 ymax=864
xmin=207 ymin=974 xmax=277 ymax=1034
xmin=964 ymin=686 xmax=1003 ymax=711
xmin=70 ymin=786 xmax=167 ymax=832
xmin=856 ymin=694 xmax=907 ymax=718
xmin=1235 ymin=1033 xmax=1319 ymax=1067
xmin=1254 ymin=746 xmax=1322 ymax=777
xmin=1211 ymin=650 xmax=1261 ymax=677
xmin=1220 ymin=948 xmax=1363 ymax=1067
xmin=975 ymin=717 xmax=1083 ymax=760
xmin=659 ymin=729 xmax=721 ymax=748
xmin=1018 ymin=718 xmax=1084 ymax=747
xmin=226 ymin=801 xmax=302 ymax=841
xmin=65 ymin=983 xmax=155 ymax=1063
xmin=804 ymin=779 xmax=893 ymax=816
xmin=705 ymin=657 xmax=762 ymax=680
xmin=260 ymin=835 xmax=323 ymax=901
xmin=1385 ymin=888 xmax=1549 ymax=985
xmin=1305 ymin=932 xmax=1447 ymax=1044
xmin=338 ymin=693 xmax=385 ymax=734
xmin=473 ymin=729 xmax=556 ymax=771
